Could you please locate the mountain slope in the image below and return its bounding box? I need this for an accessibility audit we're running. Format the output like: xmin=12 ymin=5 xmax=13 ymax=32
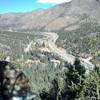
xmin=0 ymin=0 xmax=100 ymax=31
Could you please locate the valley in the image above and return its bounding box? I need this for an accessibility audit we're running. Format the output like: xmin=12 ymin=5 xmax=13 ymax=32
xmin=0 ymin=0 xmax=100 ymax=99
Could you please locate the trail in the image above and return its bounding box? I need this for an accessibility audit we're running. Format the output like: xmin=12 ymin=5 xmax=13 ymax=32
xmin=24 ymin=41 xmax=33 ymax=53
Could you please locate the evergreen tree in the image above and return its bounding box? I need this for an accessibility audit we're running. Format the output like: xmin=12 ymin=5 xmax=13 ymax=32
xmin=61 ymin=58 xmax=86 ymax=100
xmin=49 ymin=79 xmax=60 ymax=100
xmin=84 ymin=65 xmax=100 ymax=100
xmin=40 ymin=79 xmax=60 ymax=100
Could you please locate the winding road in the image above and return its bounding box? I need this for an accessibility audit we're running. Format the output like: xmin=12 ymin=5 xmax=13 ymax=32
xmin=39 ymin=32 xmax=94 ymax=70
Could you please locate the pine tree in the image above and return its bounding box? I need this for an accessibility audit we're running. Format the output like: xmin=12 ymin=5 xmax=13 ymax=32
xmin=61 ymin=58 xmax=86 ymax=100
xmin=49 ymin=79 xmax=60 ymax=100
xmin=84 ymin=65 xmax=100 ymax=100
xmin=40 ymin=79 xmax=60 ymax=100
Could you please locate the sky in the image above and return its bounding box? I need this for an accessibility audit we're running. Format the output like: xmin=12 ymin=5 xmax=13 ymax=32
xmin=0 ymin=0 xmax=72 ymax=14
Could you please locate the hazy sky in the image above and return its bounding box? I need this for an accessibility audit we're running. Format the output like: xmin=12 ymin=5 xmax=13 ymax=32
xmin=0 ymin=0 xmax=72 ymax=13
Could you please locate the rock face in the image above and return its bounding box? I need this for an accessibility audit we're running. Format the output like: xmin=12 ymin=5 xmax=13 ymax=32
xmin=0 ymin=0 xmax=100 ymax=32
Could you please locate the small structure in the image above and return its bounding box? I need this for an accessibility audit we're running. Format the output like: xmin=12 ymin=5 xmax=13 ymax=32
xmin=51 ymin=59 xmax=61 ymax=68
xmin=25 ymin=59 xmax=40 ymax=65
xmin=51 ymin=59 xmax=61 ymax=64
xmin=39 ymin=47 xmax=50 ymax=53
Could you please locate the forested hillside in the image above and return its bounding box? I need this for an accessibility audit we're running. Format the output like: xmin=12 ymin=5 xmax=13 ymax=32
xmin=0 ymin=0 xmax=100 ymax=100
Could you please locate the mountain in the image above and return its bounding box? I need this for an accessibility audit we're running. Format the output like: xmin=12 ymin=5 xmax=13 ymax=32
xmin=0 ymin=0 xmax=100 ymax=31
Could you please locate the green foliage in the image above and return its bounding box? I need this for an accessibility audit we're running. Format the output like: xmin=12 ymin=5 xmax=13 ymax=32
xmin=40 ymin=79 xmax=60 ymax=100
xmin=57 ymin=22 xmax=100 ymax=59
xmin=40 ymin=58 xmax=86 ymax=100
xmin=0 ymin=21 xmax=100 ymax=100
xmin=83 ymin=66 xmax=100 ymax=100
xmin=60 ymin=58 xmax=86 ymax=100
xmin=0 ymin=30 xmax=35 ymax=59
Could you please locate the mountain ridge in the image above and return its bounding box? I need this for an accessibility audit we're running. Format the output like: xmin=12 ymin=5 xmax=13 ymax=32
xmin=0 ymin=0 xmax=100 ymax=32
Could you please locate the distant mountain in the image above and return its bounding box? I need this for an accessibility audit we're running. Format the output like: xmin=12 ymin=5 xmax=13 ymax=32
xmin=0 ymin=0 xmax=100 ymax=32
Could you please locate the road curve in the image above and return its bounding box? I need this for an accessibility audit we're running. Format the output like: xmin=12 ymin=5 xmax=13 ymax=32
xmin=40 ymin=32 xmax=94 ymax=70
